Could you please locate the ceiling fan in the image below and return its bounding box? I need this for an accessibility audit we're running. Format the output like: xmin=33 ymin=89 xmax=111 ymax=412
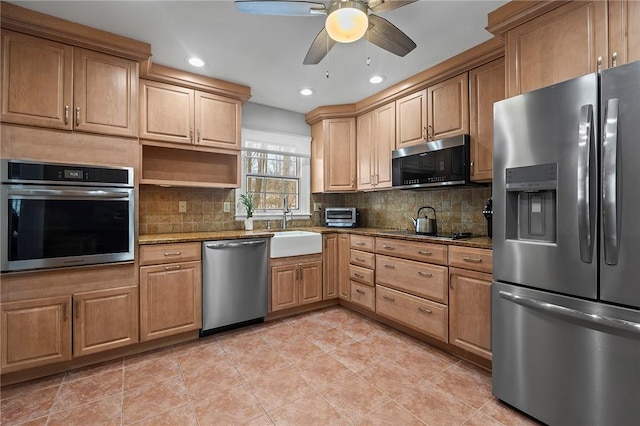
xmin=235 ymin=0 xmax=417 ymax=65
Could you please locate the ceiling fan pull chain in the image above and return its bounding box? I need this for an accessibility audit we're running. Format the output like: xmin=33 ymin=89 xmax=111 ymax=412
xmin=367 ymin=56 xmax=371 ymax=66
xmin=326 ymin=70 xmax=329 ymax=79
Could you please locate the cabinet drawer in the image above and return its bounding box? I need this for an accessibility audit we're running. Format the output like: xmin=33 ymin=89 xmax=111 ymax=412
xmin=349 ymin=264 xmax=374 ymax=286
xmin=350 ymin=249 xmax=375 ymax=268
xmin=140 ymin=242 xmax=201 ymax=266
xmin=376 ymin=254 xmax=448 ymax=304
xmin=376 ymin=285 xmax=448 ymax=342
xmin=448 ymin=246 xmax=492 ymax=274
xmin=375 ymin=238 xmax=448 ymax=265
xmin=350 ymin=235 xmax=375 ymax=252
xmin=350 ymin=281 xmax=375 ymax=311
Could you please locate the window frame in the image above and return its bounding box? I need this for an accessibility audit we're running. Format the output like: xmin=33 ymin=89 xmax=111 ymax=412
xmin=235 ymin=129 xmax=311 ymax=221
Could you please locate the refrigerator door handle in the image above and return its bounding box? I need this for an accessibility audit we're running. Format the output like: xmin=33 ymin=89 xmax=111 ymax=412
xmin=603 ymin=98 xmax=619 ymax=265
xmin=577 ymin=104 xmax=594 ymax=263
xmin=498 ymin=290 xmax=640 ymax=335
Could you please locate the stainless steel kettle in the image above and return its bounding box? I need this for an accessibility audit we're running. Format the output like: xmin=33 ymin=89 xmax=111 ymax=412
xmin=412 ymin=206 xmax=437 ymax=235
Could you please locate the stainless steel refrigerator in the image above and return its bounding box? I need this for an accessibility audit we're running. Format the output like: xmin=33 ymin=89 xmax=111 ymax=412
xmin=492 ymin=60 xmax=640 ymax=425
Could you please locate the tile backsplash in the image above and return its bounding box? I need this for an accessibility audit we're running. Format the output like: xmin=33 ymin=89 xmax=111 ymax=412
xmin=140 ymin=185 xmax=492 ymax=236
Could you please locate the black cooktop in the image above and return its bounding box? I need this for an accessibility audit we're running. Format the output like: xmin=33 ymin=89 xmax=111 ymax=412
xmin=380 ymin=230 xmax=473 ymax=240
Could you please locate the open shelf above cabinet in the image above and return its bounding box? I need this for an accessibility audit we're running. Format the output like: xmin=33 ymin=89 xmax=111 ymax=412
xmin=140 ymin=143 xmax=240 ymax=188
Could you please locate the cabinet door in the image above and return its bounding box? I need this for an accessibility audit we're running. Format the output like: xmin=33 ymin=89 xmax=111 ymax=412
xmin=469 ymin=57 xmax=505 ymax=182
xmin=609 ymin=0 xmax=640 ymax=66
xmin=325 ymin=118 xmax=357 ymax=191
xmin=1 ymin=30 xmax=72 ymax=130
xmin=1 ymin=296 xmax=71 ymax=373
xmin=299 ymin=260 xmax=323 ymax=305
xmin=337 ymin=234 xmax=351 ymax=301
xmin=195 ymin=91 xmax=241 ymax=149
xmin=373 ymin=102 xmax=395 ymax=188
xmin=427 ymin=73 xmax=469 ymax=141
xmin=323 ymin=234 xmax=339 ymax=299
xmin=73 ymin=286 xmax=138 ymax=356
xmin=139 ymin=261 xmax=202 ymax=341
xmin=356 ymin=111 xmax=375 ymax=190
xmin=449 ymin=268 xmax=492 ymax=360
xmin=271 ymin=264 xmax=299 ymax=312
xmin=73 ymin=48 xmax=138 ymax=137
xmin=395 ymin=89 xmax=427 ymax=148
xmin=506 ymin=1 xmax=608 ymax=96
xmin=139 ymin=80 xmax=194 ymax=144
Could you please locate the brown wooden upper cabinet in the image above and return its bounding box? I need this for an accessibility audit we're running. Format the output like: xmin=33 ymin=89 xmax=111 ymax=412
xmin=1 ymin=30 xmax=138 ymax=137
xmin=311 ymin=117 xmax=356 ymax=192
xmin=139 ymin=79 xmax=241 ymax=149
xmin=490 ymin=0 xmax=639 ymax=98
xmin=469 ymin=57 xmax=505 ymax=183
xmin=395 ymin=73 xmax=469 ymax=149
xmin=356 ymin=102 xmax=395 ymax=190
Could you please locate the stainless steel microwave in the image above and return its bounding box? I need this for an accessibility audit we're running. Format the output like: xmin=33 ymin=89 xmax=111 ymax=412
xmin=392 ymin=134 xmax=471 ymax=189
xmin=325 ymin=207 xmax=358 ymax=228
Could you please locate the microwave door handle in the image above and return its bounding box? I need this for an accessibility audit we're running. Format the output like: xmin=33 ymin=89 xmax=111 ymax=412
xmin=602 ymin=98 xmax=619 ymax=265
xmin=7 ymin=188 xmax=131 ymax=200
xmin=577 ymin=104 xmax=594 ymax=263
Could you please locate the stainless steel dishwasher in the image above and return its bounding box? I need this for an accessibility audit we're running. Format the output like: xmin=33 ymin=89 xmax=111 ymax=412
xmin=201 ymin=238 xmax=268 ymax=335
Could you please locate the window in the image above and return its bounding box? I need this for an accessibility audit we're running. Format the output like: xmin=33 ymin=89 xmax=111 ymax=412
xmin=236 ymin=129 xmax=311 ymax=219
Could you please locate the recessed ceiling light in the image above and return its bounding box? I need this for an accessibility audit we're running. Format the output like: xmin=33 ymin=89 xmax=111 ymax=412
xmin=300 ymin=88 xmax=314 ymax=96
xmin=369 ymin=75 xmax=385 ymax=84
xmin=187 ymin=57 xmax=205 ymax=67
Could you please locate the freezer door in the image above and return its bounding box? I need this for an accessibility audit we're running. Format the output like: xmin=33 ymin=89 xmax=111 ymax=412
xmin=600 ymin=60 xmax=640 ymax=309
xmin=493 ymin=74 xmax=598 ymax=298
xmin=492 ymin=282 xmax=640 ymax=425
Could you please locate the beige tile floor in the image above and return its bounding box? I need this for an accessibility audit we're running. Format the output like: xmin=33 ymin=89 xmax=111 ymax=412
xmin=1 ymin=306 xmax=541 ymax=425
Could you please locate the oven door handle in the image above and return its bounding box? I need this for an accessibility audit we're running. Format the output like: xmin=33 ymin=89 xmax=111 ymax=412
xmin=7 ymin=188 xmax=131 ymax=200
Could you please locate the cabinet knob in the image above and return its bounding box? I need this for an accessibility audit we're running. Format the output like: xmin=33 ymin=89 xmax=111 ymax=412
xmin=418 ymin=306 xmax=432 ymax=314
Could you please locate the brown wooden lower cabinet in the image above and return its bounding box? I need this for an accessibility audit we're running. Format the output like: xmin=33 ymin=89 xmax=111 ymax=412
xmin=448 ymin=267 xmax=492 ymax=360
xmin=349 ymin=281 xmax=375 ymax=311
xmin=376 ymin=285 xmax=448 ymax=342
xmin=337 ymin=235 xmax=351 ymax=301
xmin=1 ymin=296 xmax=72 ymax=373
xmin=323 ymin=234 xmax=339 ymax=300
xmin=139 ymin=261 xmax=202 ymax=341
xmin=73 ymin=286 xmax=138 ymax=357
xmin=270 ymin=255 xmax=323 ymax=312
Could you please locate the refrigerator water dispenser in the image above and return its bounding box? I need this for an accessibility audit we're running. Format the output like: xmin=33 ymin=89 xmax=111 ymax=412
xmin=505 ymin=164 xmax=557 ymax=243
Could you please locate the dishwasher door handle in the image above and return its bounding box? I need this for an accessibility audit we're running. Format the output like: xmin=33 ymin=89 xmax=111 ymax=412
xmin=205 ymin=240 xmax=266 ymax=249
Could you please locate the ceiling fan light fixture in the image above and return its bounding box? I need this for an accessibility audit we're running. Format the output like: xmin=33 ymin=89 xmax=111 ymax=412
xmin=325 ymin=1 xmax=368 ymax=44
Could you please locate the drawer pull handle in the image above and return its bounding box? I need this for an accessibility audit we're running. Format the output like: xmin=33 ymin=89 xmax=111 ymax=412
xmin=356 ymin=289 xmax=366 ymax=295
xmin=383 ymin=295 xmax=396 ymax=302
xmin=418 ymin=307 xmax=433 ymax=314
xmin=418 ymin=271 xmax=433 ymax=277
xmin=383 ymin=264 xmax=395 ymax=269
xmin=354 ymin=273 xmax=365 ymax=278
xmin=164 ymin=251 xmax=182 ymax=256
xmin=463 ymin=257 xmax=482 ymax=263
xmin=418 ymin=250 xmax=432 ymax=255
xmin=356 ymin=242 xmax=366 ymax=246
xmin=382 ymin=245 xmax=395 ymax=250
xmin=164 ymin=265 xmax=182 ymax=271
xmin=355 ymin=257 xmax=366 ymax=262
xmin=64 ymin=105 xmax=69 ymax=125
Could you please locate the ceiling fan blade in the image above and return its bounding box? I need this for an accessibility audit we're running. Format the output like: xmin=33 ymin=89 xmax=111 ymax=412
xmin=235 ymin=1 xmax=326 ymax=16
xmin=367 ymin=0 xmax=417 ymax=14
xmin=367 ymin=14 xmax=416 ymax=57
xmin=303 ymin=27 xmax=336 ymax=65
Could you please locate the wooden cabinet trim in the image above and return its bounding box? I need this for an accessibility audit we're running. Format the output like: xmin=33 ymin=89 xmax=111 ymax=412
xmin=487 ymin=0 xmax=572 ymax=37
xmin=0 ymin=2 xmax=151 ymax=61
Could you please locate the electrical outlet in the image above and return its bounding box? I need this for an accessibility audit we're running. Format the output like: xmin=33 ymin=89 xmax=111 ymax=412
xmin=178 ymin=201 xmax=187 ymax=213
xmin=313 ymin=203 xmax=321 ymax=212
xmin=223 ymin=202 xmax=231 ymax=213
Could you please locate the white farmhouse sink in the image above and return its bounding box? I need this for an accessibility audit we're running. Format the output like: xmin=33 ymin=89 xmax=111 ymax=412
xmin=270 ymin=231 xmax=322 ymax=258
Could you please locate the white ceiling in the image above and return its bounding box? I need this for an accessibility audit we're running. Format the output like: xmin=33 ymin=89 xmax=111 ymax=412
xmin=10 ymin=0 xmax=507 ymax=114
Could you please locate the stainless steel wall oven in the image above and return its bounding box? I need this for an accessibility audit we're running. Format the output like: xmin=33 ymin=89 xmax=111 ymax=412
xmin=1 ymin=160 xmax=134 ymax=272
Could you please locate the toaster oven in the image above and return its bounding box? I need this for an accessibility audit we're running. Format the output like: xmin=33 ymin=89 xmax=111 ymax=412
xmin=324 ymin=207 xmax=358 ymax=228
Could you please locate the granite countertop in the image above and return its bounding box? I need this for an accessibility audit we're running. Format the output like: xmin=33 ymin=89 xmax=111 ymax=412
xmin=139 ymin=227 xmax=492 ymax=250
